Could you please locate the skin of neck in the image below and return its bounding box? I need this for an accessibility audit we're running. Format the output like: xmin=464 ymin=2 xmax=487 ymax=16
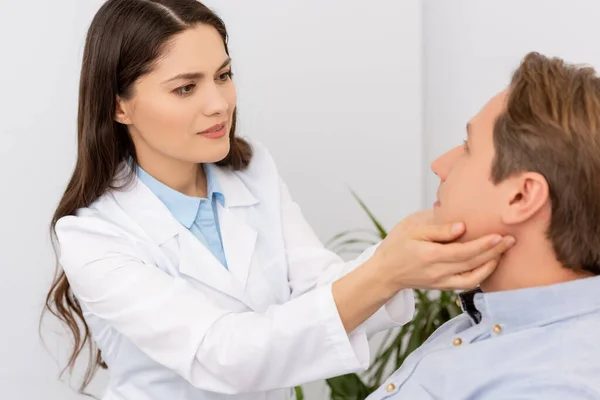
xmin=479 ymin=218 xmax=593 ymax=292
xmin=134 ymin=141 xmax=208 ymax=198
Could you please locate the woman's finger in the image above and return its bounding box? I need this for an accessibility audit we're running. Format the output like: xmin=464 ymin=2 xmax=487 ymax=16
xmin=416 ymin=234 xmax=514 ymax=285
xmin=439 ymin=259 xmax=499 ymax=290
xmin=436 ymin=234 xmax=515 ymax=265
xmin=410 ymin=221 xmax=466 ymax=243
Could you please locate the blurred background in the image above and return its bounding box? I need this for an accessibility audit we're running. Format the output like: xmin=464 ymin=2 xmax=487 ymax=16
xmin=1 ymin=0 xmax=599 ymax=399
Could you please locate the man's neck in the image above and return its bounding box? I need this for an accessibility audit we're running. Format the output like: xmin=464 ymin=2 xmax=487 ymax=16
xmin=479 ymin=230 xmax=592 ymax=292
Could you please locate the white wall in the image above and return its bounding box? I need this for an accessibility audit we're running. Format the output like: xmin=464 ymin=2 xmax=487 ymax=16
xmin=6 ymin=0 xmax=600 ymax=399
xmin=0 ymin=1 xmax=422 ymax=399
xmin=423 ymin=0 xmax=600 ymax=205
xmin=0 ymin=1 xmax=109 ymax=399
xmin=204 ymin=0 xmax=423 ymax=242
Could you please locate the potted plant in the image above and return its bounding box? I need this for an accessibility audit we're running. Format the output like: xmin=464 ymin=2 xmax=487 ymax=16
xmin=295 ymin=192 xmax=462 ymax=400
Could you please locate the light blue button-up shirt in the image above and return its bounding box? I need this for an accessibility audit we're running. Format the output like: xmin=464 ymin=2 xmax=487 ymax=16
xmin=368 ymin=275 xmax=600 ymax=400
xmin=137 ymin=164 xmax=228 ymax=269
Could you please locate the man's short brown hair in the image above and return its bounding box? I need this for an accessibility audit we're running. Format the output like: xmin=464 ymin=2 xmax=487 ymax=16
xmin=491 ymin=52 xmax=600 ymax=275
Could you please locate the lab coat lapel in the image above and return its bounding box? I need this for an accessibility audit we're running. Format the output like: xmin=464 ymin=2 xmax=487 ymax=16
xmin=218 ymin=206 xmax=257 ymax=290
xmin=177 ymin=226 xmax=251 ymax=304
xmin=111 ymin=162 xmax=261 ymax=304
xmin=211 ymin=165 xmax=260 ymax=290
xmin=110 ymin=167 xmax=181 ymax=245
xmin=110 ymin=165 xmax=253 ymax=306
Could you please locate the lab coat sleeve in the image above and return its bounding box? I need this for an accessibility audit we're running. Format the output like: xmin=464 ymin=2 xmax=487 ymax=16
xmin=278 ymin=178 xmax=415 ymax=338
xmin=55 ymin=215 xmax=371 ymax=394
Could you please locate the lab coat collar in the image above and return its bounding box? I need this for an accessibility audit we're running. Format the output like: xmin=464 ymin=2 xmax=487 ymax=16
xmin=210 ymin=163 xmax=259 ymax=208
xmin=134 ymin=163 xmax=227 ymax=229
xmin=111 ymin=162 xmax=258 ymax=241
xmin=110 ymin=162 xmax=259 ymax=295
xmin=109 ymin=163 xmax=178 ymax=245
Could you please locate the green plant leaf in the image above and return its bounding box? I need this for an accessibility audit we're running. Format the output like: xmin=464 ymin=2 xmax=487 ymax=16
xmin=294 ymin=386 xmax=304 ymax=400
xmin=404 ymin=308 xmax=426 ymax=355
xmin=368 ymin=325 xmax=407 ymax=386
xmin=425 ymin=303 xmax=441 ymax=334
xmin=331 ymin=238 xmax=379 ymax=249
xmin=415 ymin=289 xmax=431 ymax=305
xmin=326 ymin=373 xmax=375 ymax=400
xmin=323 ymin=191 xmax=463 ymax=400
xmin=349 ymin=190 xmax=388 ymax=239
xmin=326 ymin=229 xmax=381 ymax=247
xmin=331 ymin=240 xmax=379 ymax=255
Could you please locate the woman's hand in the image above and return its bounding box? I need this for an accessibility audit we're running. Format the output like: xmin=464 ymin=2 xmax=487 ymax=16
xmin=372 ymin=209 xmax=515 ymax=292
xmin=332 ymin=209 xmax=515 ymax=333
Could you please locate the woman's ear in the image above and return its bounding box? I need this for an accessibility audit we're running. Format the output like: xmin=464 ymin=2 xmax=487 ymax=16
xmin=114 ymin=96 xmax=132 ymax=125
xmin=501 ymin=172 xmax=549 ymax=225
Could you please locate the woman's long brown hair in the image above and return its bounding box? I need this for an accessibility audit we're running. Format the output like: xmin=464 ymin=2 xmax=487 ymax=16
xmin=42 ymin=0 xmax=251 ymax=394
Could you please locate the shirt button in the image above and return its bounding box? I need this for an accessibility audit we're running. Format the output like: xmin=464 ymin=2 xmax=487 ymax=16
xmin=386 ymin=384 xmax=396 ymax=393
xmin=453 ymin=338 xmax=463 ymax=346
xmin=493 ymin=324 xmax=503 ymax=334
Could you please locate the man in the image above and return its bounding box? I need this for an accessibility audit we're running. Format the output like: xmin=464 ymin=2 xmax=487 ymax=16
xmin=368 ymin=52 xmax=600 ymax=399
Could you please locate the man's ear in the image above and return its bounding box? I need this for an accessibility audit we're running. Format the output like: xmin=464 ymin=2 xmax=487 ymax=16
xmin=501 ymin=172 xmax=549 ymax=225
xmin=114 ymin=96 xmax=132 ymax=125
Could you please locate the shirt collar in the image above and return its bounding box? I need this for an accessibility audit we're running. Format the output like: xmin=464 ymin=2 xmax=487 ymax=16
xmin=459 ymin=275 xmax=600 ymax=331
xmin=204 ymin=163 xmax=225 ymax=206
xmin=136 ymin=163 xmax=224 ymax=228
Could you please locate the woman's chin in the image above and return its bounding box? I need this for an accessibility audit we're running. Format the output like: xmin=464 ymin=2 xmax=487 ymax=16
xmin=191 ymin=141 xmax=231 ymax=164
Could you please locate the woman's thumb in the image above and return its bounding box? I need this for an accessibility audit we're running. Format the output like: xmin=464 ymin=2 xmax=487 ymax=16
xmin=411 ymin=222 xmax=465 ymax=243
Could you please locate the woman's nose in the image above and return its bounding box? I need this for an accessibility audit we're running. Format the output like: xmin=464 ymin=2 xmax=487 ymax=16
xmin=202 ymin=84 xmax=229 ymax=116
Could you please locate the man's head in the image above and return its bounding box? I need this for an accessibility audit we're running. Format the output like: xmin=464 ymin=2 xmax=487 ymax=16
xmin=432 ymin=52 xmax=600 ymax=276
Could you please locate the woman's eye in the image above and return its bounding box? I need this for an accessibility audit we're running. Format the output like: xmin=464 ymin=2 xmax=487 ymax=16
xmin=217 ymin=70 xmax=233 ymax=82
xmin=175 ymin=84 xmax=195 ymax=96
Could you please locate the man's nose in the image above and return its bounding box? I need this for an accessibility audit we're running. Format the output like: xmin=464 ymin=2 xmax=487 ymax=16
xmin=430 ymin=145 xmax=462 ymax=181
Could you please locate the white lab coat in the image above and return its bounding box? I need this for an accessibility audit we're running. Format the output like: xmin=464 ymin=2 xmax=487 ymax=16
xmin=54 ymin=139 xmax=415 ymax=400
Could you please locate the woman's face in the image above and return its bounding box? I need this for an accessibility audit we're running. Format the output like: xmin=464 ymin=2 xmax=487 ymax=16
xmin=115 ymin=24 xmax=236 ymax=168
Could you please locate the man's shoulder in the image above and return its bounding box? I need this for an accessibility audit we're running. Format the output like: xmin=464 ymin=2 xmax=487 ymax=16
xmin=421 ymin=313 xmax=473 ymax=344
xmin=365 ymin=306 xmax=600 ymax=400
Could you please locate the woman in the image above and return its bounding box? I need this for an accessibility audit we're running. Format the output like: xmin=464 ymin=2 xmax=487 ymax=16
xmin=45 ymin=1 xmax=514 ymax=399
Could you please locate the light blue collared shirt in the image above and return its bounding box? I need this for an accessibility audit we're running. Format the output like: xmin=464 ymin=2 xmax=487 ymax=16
xmin=368 ymin=275 xmax=600 ymax=400
xmin=137 ymin=164 xmax=228 ymax=269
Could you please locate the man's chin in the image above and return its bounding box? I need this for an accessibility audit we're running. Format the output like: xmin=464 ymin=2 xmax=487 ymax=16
xmin=432 ymin=209 xmax=473 ymax=243
xmin=431 ymin=206 xmax=449 ymax=227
